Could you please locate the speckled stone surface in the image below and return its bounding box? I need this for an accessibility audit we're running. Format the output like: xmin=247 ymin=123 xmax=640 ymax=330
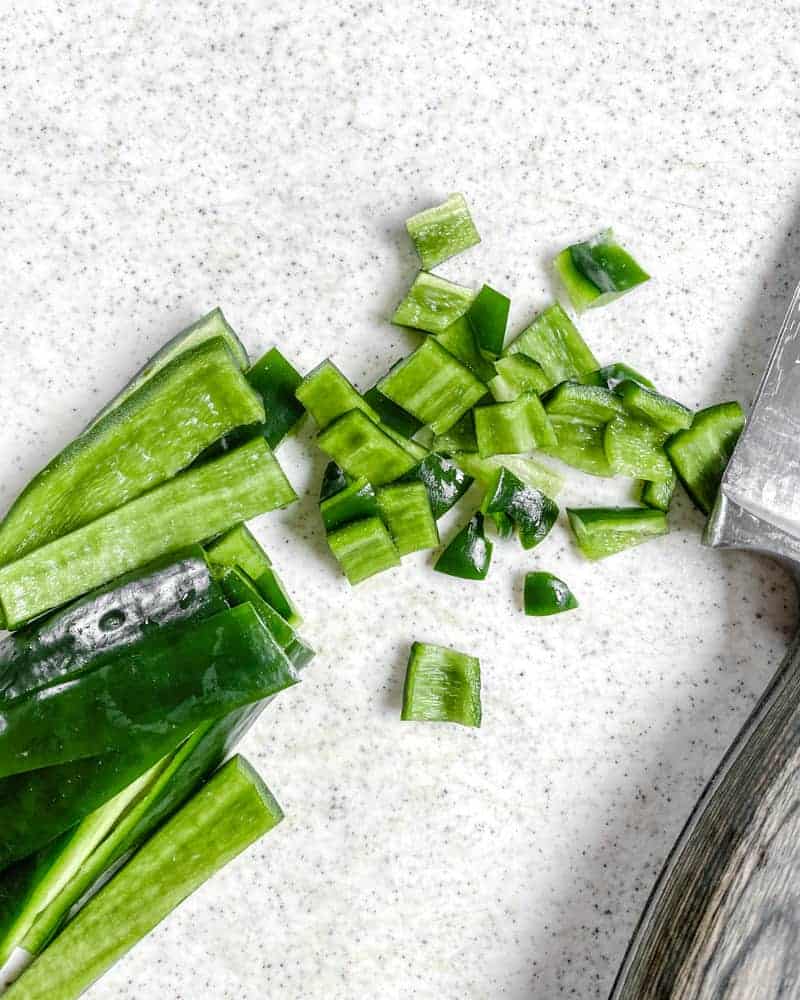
xmin=1 ymin=3 xmax=799 ymax=998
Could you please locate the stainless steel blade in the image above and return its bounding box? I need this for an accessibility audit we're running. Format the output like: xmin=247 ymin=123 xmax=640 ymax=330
xmin=708 ymin=281 xmax=800 ymax=561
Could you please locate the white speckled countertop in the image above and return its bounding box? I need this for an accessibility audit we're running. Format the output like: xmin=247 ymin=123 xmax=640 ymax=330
xmin=1 ymin=3 xmax=799 ymax=997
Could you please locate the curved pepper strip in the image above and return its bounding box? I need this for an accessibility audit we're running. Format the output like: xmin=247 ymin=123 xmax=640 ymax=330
xmin=481 ymin=467 xmax=558 ymax=549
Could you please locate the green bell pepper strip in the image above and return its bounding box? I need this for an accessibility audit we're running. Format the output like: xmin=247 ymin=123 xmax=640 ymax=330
xmin=435 ymin=315 xmax=497 ymax=382
xmin=554 ymin=229 xmax=650 ymax=311
xmin=543 ymin=381 xmax=625 ymax=422
xmin=474 ymin=392 xmax=557 ymax=457
xmin=640 ymin=468 xmax=677 ymax=512
xmin=205 ymin=523 xmax=301 ymax=627
xmin=0 ymin=759 xmax=167 ymax=975
xmin=433 ymin=410 xmax=479 ymax=454
xmin=88 ymin=308 xmax=249 ymax=427
xmin=0 ymin=437 xmax=296 ymax=630
xmin=245 ymin=346 xmax=306 ymax=447
xmin=296 ymin=359 xmax=380 ymax=430
xmin=603 ymin=415 xmax=672 ymax=481
xmin=320 ymin=461 xmax=349 ymax=501
xmin=523 ymin=572 xmax=578 ymax=616
xmin=467 ymin=284 xmax=509 ymax=359
xmin=377 ymin=337 xmax=486 ymax=435
xmin=320 ymin=477 xmax=379 ymax=532
xmin=327 ymin=516 xmax=400 ymax=585
xmin=451 ymin=451 xmax=563 ymax=498
xmin=0 ymin=603 xmax=299 ymax=777
xmin=616 ymin=380 xmax=692 ymax=434
xmin=434 ymin=512 xmax=493 ymax=581
xmin=488 ymin=355 xmax=550 ymax=401
xmin=401 ymin=642 xmax=481 ymax=728
xmin=391 ymin=272 xmax=475 ymax=333
xmin=380 ymin=423 xmax=428 ymax=461
xmin=580 ymin=362 xmax=655 ymax=392
xmin=567 ymin=507 xmax=668 ymax=560
xmin=0 ymin=547 xmax=225 ymax=705
xmin=317 ymin=409 xmax=417 ymax=486
xmin=0 ymin=338 xmax=265 ymax=567
xmin=541 ymin=418 xmax=613 ymax=477
xmin=377 ymin=483 xmax=439 ymax=556
xmin=4 ymin=756 xmax=282 ymax=1000
xmin=363 ymin=383 xmax=423 ymax=439
xmin=219 ymin=569 xmax=314 ymax=670
xmin=397 ymin=453 xmax=474 ymax=520
xmin=405 ymin=193 xmax=480 ymax=270
xmin=664 ymin=402 xmax=745 ymax=514
xmin=503 ymin=303 xmax=598 ymax=387
xmin=480 ymin=467 xmax=558 ymax=549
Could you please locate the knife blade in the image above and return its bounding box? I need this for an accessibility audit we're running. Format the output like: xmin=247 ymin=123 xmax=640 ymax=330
xmin=611 ymin=281 xmax=800 ymax=999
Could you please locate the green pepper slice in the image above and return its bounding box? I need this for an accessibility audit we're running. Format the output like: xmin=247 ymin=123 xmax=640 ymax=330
xmin=481 ymin=467 xmax=558 ymax=549
xmin=434 ymin=513 xmax=493 ymax=581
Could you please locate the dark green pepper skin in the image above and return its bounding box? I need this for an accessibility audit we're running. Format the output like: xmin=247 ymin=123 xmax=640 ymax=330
xmin=363 ymin=384 xmax=423 ymax=439
xmin=570 ymin=240 xmax=649 ymax=295
xmin=246 ymin=347 xmax=305 ymax=448
xmin=220 ymin=567 xmax=314 ymax=670
xmin=320 ymin=461 xmax=349 ymax=502
xmin=398 ymin=453 xmax=473 ymax=520
xmin=0 ymin=604 xmax=298 ymax=778
xmin=581 ymin=363 xmax=655 ymax=392
xmin=467 ymin=284 xmax=510 ymax=359
xmin=320 ymin=479 xmax=379 ymax=532
xmin=434 ymin=513 xmax=493 ymax=580
xmin=524 ymin=572 xmax=578 ymax=616
xmin=482 ymin=467 xmax=558 ymax=549
xmin=0 ymin=547 xmax=226 ymax=705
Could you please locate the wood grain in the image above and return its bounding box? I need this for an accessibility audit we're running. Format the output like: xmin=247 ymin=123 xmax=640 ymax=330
xmin=610 ymin=626 xmax=800 ymax=999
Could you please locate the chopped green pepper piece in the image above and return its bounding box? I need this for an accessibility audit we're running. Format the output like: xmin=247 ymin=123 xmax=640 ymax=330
xmin=296 ymin=360 xmax=380 ymax=430
xmin=246 ymin=347 xmax=306 ymax=447
xmin=327 ymin=517 xmax=400 ymax=584
xmin=398 ymin=453 xmax=473 ymax=520
xmin=451 ymin=451 xmax=563 ymax=498
xmin=434 ymin=512 xmax=493 ymax=581
xmin=543 ymin=381 xmax=625 ymax=422
xmin=581 ymin=362 xmax=655 ymax=392
xmin=665 ymin=402 xmax=745 ymax=514
xmin=616 ymin=380 xmax=692 ymax=434
xmin=4 ymin=756 xmax=282 ymax=1000
xmin=604 ymin=415 xmax=671 ymax=481
xmin=317 ymin=410 xmax=417 ymax=486
xmin=524 ymin=572 xmax=578 ymax=616
xmin=392 ymin=272 xmax=475 ymax=333
xmin=481 ymin=467 xmax=558 ymax=549
xmin=554 ymin=229 xmax=650 ymax=311
xmin=0 ymin=438 xmax=296 ymax=630
xmin=504 ymin=303 xmax=598 ymax=387
xmin=640 ymin=468 xmax=677 ymax=512
xmin=320 ymin=476 xmax=379 ymax=532
xmin=435 ymin=316 xmax=496 ymax=382
xmin=541 ymin=418 xmax=613 ymax=477
xmin=567 ymin=507 xmax=668 ymax=560
xmin=363 ymin=381 xmax=423 ymax=439
xmin=377 ymin=483 xmax=439 ymax=556
xmin=489 ymin=355 xmax=550 ymax=401
xmin=405 ymin=193 xmax=480 ymax=270
xmin=320 ymin=462 xmax=349 ymax=502
xmin=377 ymin=338 xmax=486 ymax=435
xmin=0 ymin=604 xmax=299 ymax=778
xmin=433 ymin=410 xmax=478 ymax=454
xmin=401 ymin=642 xmax=481 ymax=727
xmin=474 ymin=392 xmax=557 ymax=458
xmin=467 ymin=284 xmax=510 ymax=359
